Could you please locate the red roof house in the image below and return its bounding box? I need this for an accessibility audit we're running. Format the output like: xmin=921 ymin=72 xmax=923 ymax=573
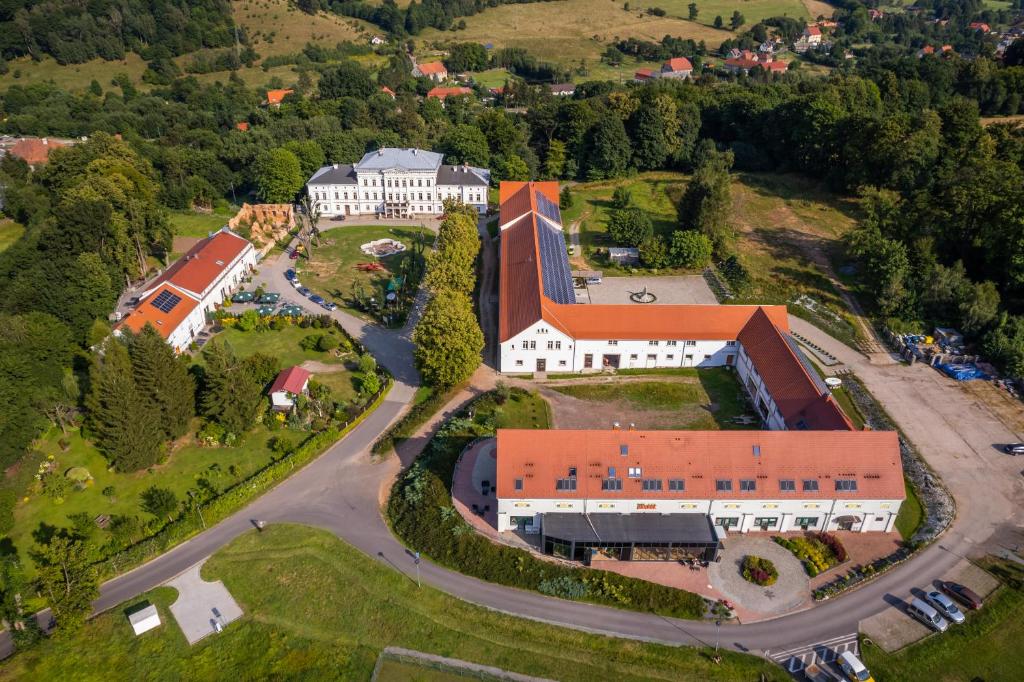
xmin=8 ymin=137 xmax=67 ymax=167
xmin=415 ymin=61 xmax=449 ymax=81
xmin=265 ymin=89 xmax=294 ymax=107
xmin=427 ymin=86 xmax=472 ymax=101
xmin=269 ymin=366 xmax=312 ymax=410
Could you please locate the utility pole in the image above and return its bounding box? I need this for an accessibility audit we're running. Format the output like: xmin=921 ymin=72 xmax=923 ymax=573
xmin=414 ymin=551 xmax=421 ymax=588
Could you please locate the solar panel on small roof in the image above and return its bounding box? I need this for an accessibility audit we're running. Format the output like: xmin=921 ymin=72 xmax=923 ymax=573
xmin=535 ymin=218 xmax=575 ymax=304
xmin=151 ymin=290 xmax=183 ymax=313
xmin=535 ymin=191 xmax=562 ymax=225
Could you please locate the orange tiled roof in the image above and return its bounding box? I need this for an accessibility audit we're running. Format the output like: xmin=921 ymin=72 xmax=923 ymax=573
xmin=496 ymin=429 xmax=905 ymax=501
xmin=427 ymin=86 xmax=472 ymax=100
xmin=738 ymin=308 xmax=852 ymax=430
xmin=381 ymin=86 xmax=396 ymax=97
xmin=9 ymin=138 xmax=66 ymax=166
xmin=664 ymin=57 xmax=693 ymax=72
xmin=265 ymin=89 xmax=294 ymax=105
xmin=235 ymin=121 xmax=250 ymax=131
xmin=117 ymin=283 xmax=198 ymax=339
xmin=417 ymin=61 xmax=447 ymax=75
xmin=269 ymin=366 xmax=311 ymax=395
xmin=155 ymin=230 xmax=250 ymax=296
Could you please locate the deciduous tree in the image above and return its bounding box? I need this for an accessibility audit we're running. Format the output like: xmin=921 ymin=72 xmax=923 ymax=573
xmin=414 ymin=290 xmax=483 ymax=387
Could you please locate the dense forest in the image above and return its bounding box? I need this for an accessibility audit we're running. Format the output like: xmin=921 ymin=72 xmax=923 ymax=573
xmin=0 ymin=0 xmax=237 ymax=65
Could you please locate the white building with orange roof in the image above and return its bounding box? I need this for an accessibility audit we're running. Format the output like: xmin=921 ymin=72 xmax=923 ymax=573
xmin=118 ymin=228 xmax=256 ymax=351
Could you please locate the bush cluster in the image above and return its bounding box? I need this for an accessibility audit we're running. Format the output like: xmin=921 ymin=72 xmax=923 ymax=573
xmin=387 ymin=389 xmax=707 ymax=620
xmin=741 ymin=555 xmax=778 ymax=586
xmin=773 ymin=533 xmax=848 ymax=577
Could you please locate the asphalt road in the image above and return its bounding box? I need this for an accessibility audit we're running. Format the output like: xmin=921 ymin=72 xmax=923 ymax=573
xmin=5 ymin=241 xmax=1021 ymax=665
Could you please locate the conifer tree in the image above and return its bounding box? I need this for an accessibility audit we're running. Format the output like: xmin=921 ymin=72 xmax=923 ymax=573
xmin=200 ymin=340 xmax=262 ymax=435
xmin=129 ymin=324 xmax=196 ymax=441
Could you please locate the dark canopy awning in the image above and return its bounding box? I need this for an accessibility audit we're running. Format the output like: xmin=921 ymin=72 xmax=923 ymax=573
xmin=542 ymin=513 xmax=718 ymax=545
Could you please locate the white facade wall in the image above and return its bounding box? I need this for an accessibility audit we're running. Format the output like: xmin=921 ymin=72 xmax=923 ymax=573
xmin=436 ymin=183 xmax=487 ymax=213
xmin=735 ymin=344 xmax=787 ymax=430
xmin=497 ymin=496 xmax=901 ymax=534
xmin=165 ymin=303 xmax=208 ymax=352
xmin=307 ymin=181 xmax=361 ymax=216
xmin=191 ymin=244 xmax=257 ymax=315
xmin=500 ymin=331 xmax=738 ymax=373
xmin=310 ymin=170 xmax=486 ymax=217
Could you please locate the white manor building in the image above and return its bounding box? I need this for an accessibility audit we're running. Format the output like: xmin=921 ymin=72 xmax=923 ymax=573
xmin=306 ymin=148 xmax=490 ymax=219
xmin=492 ymin=182 xmax=901 ymax=559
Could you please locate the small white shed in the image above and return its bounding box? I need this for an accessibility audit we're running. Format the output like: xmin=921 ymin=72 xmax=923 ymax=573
xmin=128 ymin=603 xmax=161 ymax=636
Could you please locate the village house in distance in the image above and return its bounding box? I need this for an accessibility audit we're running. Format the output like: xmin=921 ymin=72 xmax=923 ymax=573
xmin=306 ymin=147 xmax=490 ymax=219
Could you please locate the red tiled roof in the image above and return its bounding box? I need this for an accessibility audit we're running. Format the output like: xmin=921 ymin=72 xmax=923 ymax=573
xmin=427 ymin=86 xmax=472 ymax=100
xmin=635 ymin=68 xmax=654 ymax=79
xmin=417 ymin=61 xmax=447 ymax=75
xmin=664 ymin=57 xmax=693 ymax=72
xmin=381 ymin=86 xmax=396 ymax=97
xmin=9 ymin=138 xmax=66 ymax=166
xmin=498 ymin=181 xmax=559 ymax=223
xmin=269 ymin=366 xmax=311 ymax=395
xmin=738 ymin=308 xmax=853 ymax=430
xmin=266 ymin=89 xmax=294 ymax=105
xmin=805 ymin=25 xmax=822 ymax=36
xmin=235 ymin=122 xmax=250 ymax=131
xmin=544 ymin=302 xmax=789 ymax=341
xmin=117 ymin=283 xmax=198 ymax=340
xmin=496 ymin=429 xmax=905 ymax=501
xmin=499 ymin=213 xmax=545 ymax=341
xmin=155 ymin=230 xmax=250 ymax=296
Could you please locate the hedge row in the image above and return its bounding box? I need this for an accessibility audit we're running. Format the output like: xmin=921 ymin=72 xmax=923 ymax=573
xmin=99 ymin=380 xmax=391 ymax=580
xmin=387 ymin=390 xmax=707 ymax=620
xmin=371 ymin=386 xmax=453 ymax=455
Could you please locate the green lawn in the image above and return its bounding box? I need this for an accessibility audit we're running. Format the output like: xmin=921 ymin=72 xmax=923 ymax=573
xmin=633 ymin=0 xmax=808 ymax=28
xmin=297 ymin=225 xmax=430 ymax=322
xmin=0 ymin=525 xmax=783 ymax=680
xmin=470 ymin=68 xmax=515 ymax=89
xmin=377 ymin=657 xmax=489 ymax=681
xmin=894 ymin=478 xmax=924 ymax=541
xmin=0 ymin=219 xmax=25 ymax=253
xmin=548 ymin=368 xmax=754 ymax=429
xmin=168 ymin=206 xmax=236 ymax=238
xmin=861 ymin=558 xmax=1024 ymax=682
xmin=208 ymin=323 xmax=354 ymax=370
xmin=8 ymin=424 xmax=307 ymax=577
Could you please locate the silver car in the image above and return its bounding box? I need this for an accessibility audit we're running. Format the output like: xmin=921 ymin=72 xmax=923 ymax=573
xmin=926 ymin=590 xmax=965 ymax=625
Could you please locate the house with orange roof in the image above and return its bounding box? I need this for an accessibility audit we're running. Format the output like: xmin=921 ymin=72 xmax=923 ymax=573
xmin=268 ymin=366 xmax=312 ymax=411
xmin=494 ymin=428 xmax=905 ymax=544
xmin=380 ymin=85 xmax=396 ymax=99
xmin=264 ymin=89 xmax=294 ymax=107
xmin=235 ymin=121 xmax=250 ymax=132
xmin=427 ymin=86 xmax=472 ymax=102
xmin=116 ymin=282 xmax=205 ymax=352
xmin=6 ymin=137 xmax=69 ymax=167
xmin=414 ymin=61 xmax=448 ymax=82
xmin=660 ymin=56 xmax=693 ymax=79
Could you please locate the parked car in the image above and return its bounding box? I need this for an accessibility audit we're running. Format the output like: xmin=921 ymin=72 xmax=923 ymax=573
xmin=309 ymin=294 xmax=325 ymax=305
xmin=907 ymin=597 xmax=949 ymax=632
xmin=290 ymin=279 xmax=302 ymax=289
xmin=925 ymin=590 xmax=965 ymax=625
xmin=285 ymin=269 xmax=296 ymax=281
xmin=322 ymin=301 xmax=338 ymax=312
xmin=836 ymin=651 xmax=874 ymax=682
xmin=289 ymin=250 xmax=300 ymax=260
xmin=941 ymin=581 xmax=983 ymax=610
xmin=297 ymin=287 xmax=312 ymax=297
xmin=1003 ymin=443 xmax=1024 ymax=455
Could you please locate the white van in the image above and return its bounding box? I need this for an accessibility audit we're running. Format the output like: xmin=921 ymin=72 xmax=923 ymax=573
xmin=836 ymin=651 xmax=874 ymax=682
xmin=908 ymin=597 xmax=949 ymax=632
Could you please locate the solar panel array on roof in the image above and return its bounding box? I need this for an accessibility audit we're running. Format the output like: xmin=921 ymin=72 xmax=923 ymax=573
xmin=151 ymin=289 xmax=183 ymax=313
xmin=535 ymin=218 xmax=575 ymax=304
xmin=535 ymin=190 xmax=562 ymax=225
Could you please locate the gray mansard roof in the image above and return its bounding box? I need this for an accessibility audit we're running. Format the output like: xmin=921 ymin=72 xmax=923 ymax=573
xmin=308 ymin=164 xmax=357 ymax=185
xmin=354 ymin=147 xmax=443 ymax=172
xmin=437 ymin=164 xmax=489 ymax=186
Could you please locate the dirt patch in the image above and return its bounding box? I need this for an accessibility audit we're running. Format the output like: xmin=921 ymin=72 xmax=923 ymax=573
xmin=959 ymin=380 xmax=1024 ymax=437
xmin=539 ymin=385 xmax=717 ymax=430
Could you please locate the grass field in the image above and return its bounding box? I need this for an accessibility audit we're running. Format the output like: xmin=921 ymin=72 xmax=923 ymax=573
xmin=894 ymin=479 xmax=924 ymax=540
xmin=0 ymin=219 xmax=25 ymax=253
xmin=208 ymin=322 xmax=353 ymax=371
xmin=376 ymin=658 xmax=489 ymax=681
xmin=297 ymin=225 xmax=430 ymax=319
xmin=234 ymin=0 xmax=369 ymax=58
xmin=633 ymin=0 xmax=808 ymax=30
xmin=548 ymin=368 xmax=754 ymax=429
xmin=417 ymin=0 xmax=733 ymax=70
xmin=861 ymin=558 xmax=1024 ymax=682
xmin=0 ymin=525 xmax=782 ymax=680
xmin=563 ymin=171 xmax=861 ymax=343
xmin=168 ymin=206 xmax=236 ymax=238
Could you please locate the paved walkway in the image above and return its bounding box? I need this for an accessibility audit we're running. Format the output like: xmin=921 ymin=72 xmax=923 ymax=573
xmin=165 ymin=561 xmax=243 ymax=645
xmin=710 ymin=537 xmax=810 ymax=619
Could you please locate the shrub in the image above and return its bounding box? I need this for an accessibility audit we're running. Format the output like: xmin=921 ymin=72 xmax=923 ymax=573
xmin=300 ymin=333 xmax=323 ymax=351
xmin=315 ymin=334 xmax=339 ymax=352
xmin=538 ymin=576 xmax=589 ymax=599
xmin=741 ymin=555 xmax=778 ymax=586
xmin=41 ymin=471 xmax=70 ymax=501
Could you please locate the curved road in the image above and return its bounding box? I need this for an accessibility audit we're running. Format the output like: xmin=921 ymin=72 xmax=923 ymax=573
xmin=15 ymin=241 xmax=1024 ymax=664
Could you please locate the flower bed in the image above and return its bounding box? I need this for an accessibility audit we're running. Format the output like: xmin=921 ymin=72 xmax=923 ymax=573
xmin=773 ymin=533 xmax=848 ymax=577
xmin=741 ymin=555 xmax=778 ymax=586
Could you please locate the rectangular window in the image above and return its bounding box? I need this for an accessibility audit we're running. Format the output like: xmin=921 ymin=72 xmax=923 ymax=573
xmin=684 ymin=340 xmax=697 ymax=346
xmin=547 ymin=340 xmax=554 ymax=350
xmin=649 ymin=340 xmax=659 ymax=346
xmin=627 ymin=466 xmax=642 ymax=478
xmin=726 ymin=341 xmax=737 ymax=346
xmin=715 ymin=517 xmax=739 ymax=528
xmin=802 ymin=479 xmax=819 ymax=492
xmin=601 ymin=478 xmax=622 ymax=491
xmin=668 ymin=479 xmax=685 ymax=491
xmin=568 ymin=466 xmax=577 ymax=478
xmin=666 ymin=340 xmax=677 ymax=346
xmin=779 ymin=479 xmax=796 ymax=492
xmin=555 ymin=478 xmax=577 ymax=491
xmin=835 ymin=479 xmax=858 ymax=492
xmin=753 ymin=517 xmax=778 ymax=528
xmin=559 ymin=360 xmax=566 ymax=366
xmin=739 ymin=479 xmax=756 ymax=492
xmin=555 ymin=341 xmax=561 ymax=350
xmin=630 ymin=354 xmax=638 ymax=360
xmin=608 ymin=340 xmax=618 ymax=346
xmin=666 ymin=355 xmax=674 ymax=360
xmin=529 ymin=341 xmax=536 ymax=350
xmin=641 ymin=479 xmax=662 ymax=491
xmin=515 ymin=360 xmax=523 ymax=366
xmin=514 ymin=478 xmax=523 ymax=491
xmin=521 ymin=341 xmax=528 ymax=350
xmin=716 ymin=479 xmax=732 ymax=492
xmin=795 ymin=516 xmax=818 ymax=528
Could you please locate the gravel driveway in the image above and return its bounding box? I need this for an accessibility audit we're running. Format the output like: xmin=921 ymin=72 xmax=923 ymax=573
xmin=710 ymin=536 xmax=810 ymax=618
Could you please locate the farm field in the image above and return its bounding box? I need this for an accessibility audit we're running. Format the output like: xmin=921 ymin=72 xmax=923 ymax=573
xmin=633 ymin=0 xmax=809 ymax=29
xmin=562 ymin=171 xmax=861 ymax=344
xmin=0 ymin=525 xmax=782 ymax=680
xmin=234 ymin=0 xmax=370 ymax=58
xmin=417 ymin=0 xmax=733 ymax=69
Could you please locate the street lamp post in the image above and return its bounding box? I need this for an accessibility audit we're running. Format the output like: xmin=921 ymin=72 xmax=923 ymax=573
xmin=414 ymin=551 xmax=421 ymax=588
xmin=714 ymin=619 xmax=722 ymax=664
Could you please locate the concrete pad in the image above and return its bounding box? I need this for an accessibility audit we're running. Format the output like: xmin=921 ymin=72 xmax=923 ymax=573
xmin=584 ymin=275 xmax=717 ymax=305
xmin=860 ymin=604 xmax=932 ymax=653
xmin=165 ymin=560 xmax=243 ymax=645
xmin=709 ymin=536 xmax=811 ymax=618
xmin=942 ymin=559 xmax=1001 ymax=598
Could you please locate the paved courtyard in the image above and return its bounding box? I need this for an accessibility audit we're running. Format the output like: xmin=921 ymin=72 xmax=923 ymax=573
xmin=165 ymin=560 xmax=243 ymax=645
xmin=709 ymin=536 xmax=811 ymax=618
xmin=577 ymin=275 xmax=716 ymax=305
